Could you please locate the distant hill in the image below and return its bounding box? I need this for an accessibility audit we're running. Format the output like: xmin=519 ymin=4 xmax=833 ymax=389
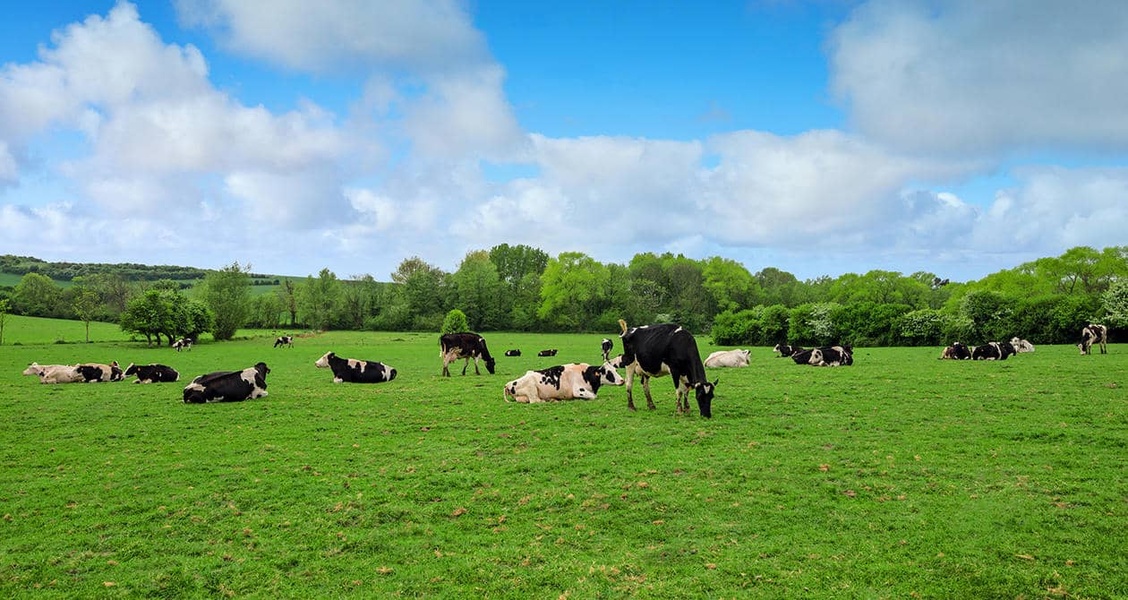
xmin=0 ymin=254 xmax=286 ymax=287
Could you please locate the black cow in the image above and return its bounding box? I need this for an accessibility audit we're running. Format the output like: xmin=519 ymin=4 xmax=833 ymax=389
xmin=274 ymin=335 xmax=294 ymax=348
xmin=172 ymin=337 xmax=193 ymax=352
xmin=440 ymin=332 xmax=496 ymax=376
xmin=1078 ymin=323 xmax=1108 ymax=355
xmin=939 ymin=342 xmax=972 ymax=360
xmin=123 ymin=363 xmax=180 ymax=383
xmin=972 ymin=341 xmax=1016 ymax=361
xmin=315 ymin=351 xmax=396 ymax=383
xmin=790 ymin=348 xmax=815 ymax=364
xmin=808 ymin=345 xmax=853 ymax=367
xmin=183 ymin=362 xmax=270 ymax=403
xmin=76 ymin=362 xmax=124 ymax=382
xmin=773 ymin=343 xmax=801 ymax=358
xmin=617 ymin=319 xmax=717 ymax=418
xmin=538 ymin=349 xmax=558 ymax=357
xmin=504 ymin=349 xmax=522 ymax=357
xmin=601 ymin=338 xmax=613 ymax=362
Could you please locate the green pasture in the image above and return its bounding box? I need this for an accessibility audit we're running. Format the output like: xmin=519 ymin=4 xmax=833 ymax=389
xmin=1 ymin=326 xmax=1125 ymax=598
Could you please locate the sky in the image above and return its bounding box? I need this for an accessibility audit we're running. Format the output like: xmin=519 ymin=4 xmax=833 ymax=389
xmin=1 ymin=1 xmax=1126 ymax=283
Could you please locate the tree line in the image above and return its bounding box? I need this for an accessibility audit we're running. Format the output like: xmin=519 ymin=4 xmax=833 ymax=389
xmin=1 ymin=245 xmax=1126 ymax=347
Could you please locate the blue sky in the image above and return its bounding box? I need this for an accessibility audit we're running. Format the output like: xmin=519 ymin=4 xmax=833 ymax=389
xmin=1 ymin=1 xmax=1126 ymax=282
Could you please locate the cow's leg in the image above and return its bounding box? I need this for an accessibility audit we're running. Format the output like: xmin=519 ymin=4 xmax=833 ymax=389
xmin=642 ymin=375 xmax=656 ymax=410
xmin=472 ymin=356 xmax=481 ymax=375
xmin=461 ymin=357 xmax=470 ymax=376
xmin=624 ymin=369 xmax=637 ymax=411
xmin=442 ymin=354 xmax=451 ymax=377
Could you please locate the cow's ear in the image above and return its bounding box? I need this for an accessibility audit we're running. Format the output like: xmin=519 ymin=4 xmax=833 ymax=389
xmin=712 ymin=378 xmax=719 ymax=387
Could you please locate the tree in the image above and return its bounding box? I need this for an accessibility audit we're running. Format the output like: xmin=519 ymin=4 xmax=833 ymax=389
xmin=0 ymin=298 xmax=9 ymax=345
xmin=72 ymin=286 xmax=100 ymax=343
xmin=538 ymin=252 xmax=610 ymax=331
xmin=1102 ymin=280 xmax=1128 ymax=329
xmin=451 ymin=251 xmax=505 ymax=330
xmin=703 ymin=257 xmax=758 ymax=312
xmin=489 ymin=244 xmax=548 ymax=287
xmin=298 ymin=268 xmax=343 ymax=330
xmin=12 ymin=272 xmax=63 ymax=318
xmin=199 ymin=262 xmax=252 ymax=341
xmin=390 ymin=257 xmax=447 ymax=330
xmin=959 ymin=290 xmax=1013 ymax=343
xmin=120 ymin=288 xmax=177 ymax=346
xmin=441 ymin=309 xmax=469 ymax=334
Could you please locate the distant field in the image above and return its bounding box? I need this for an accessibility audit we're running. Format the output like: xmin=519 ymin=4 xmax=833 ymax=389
xmin=1 ymin=330 xmax=1124 ymax=598
xmin=1 ymin=314 xmax=135 ymax=345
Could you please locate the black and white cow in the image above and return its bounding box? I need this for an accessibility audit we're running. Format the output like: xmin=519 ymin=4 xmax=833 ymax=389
xmin=939 ymin=342 xmax=972 ymax=360
xmin=1078 ymin=324 xmax=1108 ymax=355
xmin=183 ymin=362 xmax=270 ymax=403
xmin=123 ymin=363 xmax=180 ymax=383
xmin=601 ymin=338 xmax=613 ymax=362
xmin=315 ymin=351 xmax=397 ymax=384
xmin=274 ymin=335 xmax=294 ymax=348
xmin=503 ymin=362 xmax=624 ymax=403
xmin=440 ymin=332 xmax=496 ymax=376
xmin=790 ymin=348 xmax=816 ymax=364
xmin=617 ymin=319 xmax=717 ymax=418
xmin=537 ymin=349 xmax=558 ymax=357
xmin=504 ymin=349 xmax=522 ymax=357
xmin=773 ymin=343 xmax=801 ymax=358
xmin=808 ymin=346 xmax=853 ymax=367
xmin=972 ymin=341 xmax=1016 ymax=361
xmin=76 ymin=362 xmax=124 ymax=382
xmin=172 ymin=337 xmax=193 ymax=352
xmin=1009 ymin=337 xmax=1035 ymax=353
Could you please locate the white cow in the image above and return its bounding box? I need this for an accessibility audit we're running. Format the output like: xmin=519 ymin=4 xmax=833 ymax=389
xmin=504 ymin=362 xmax=624 ymax=403
xmin=704 ymin=349 xmax=751 ymax=368
xmin=1009 ymin=337 xmax=1035 ymax=353
xmin=22 ymin=363 xmax=84 ymax=384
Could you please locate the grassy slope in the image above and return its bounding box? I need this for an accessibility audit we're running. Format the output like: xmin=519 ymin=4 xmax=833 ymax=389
xmin=0 ymin=331 xmax=1124 ymax=598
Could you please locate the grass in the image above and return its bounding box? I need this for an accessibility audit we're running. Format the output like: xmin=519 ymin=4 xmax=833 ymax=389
xmin=0 ymin=324 xmax=1125 ymax=598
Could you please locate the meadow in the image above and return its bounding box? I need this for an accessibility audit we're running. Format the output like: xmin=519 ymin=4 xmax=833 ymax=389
xmin=0 ymin=317 xmax=1125 ymax=598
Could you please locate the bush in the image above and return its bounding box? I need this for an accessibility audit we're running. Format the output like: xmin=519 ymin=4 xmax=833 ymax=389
xmin=440 ymin=310 xmax=469 ymax=335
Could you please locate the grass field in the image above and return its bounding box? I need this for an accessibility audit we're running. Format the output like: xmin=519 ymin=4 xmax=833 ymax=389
xmin=1 ymin=322 xmax=1125 ymax=598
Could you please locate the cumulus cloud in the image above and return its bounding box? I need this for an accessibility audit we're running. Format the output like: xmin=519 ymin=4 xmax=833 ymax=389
xmin=830 ymin=0 xmax=1128 ymax=155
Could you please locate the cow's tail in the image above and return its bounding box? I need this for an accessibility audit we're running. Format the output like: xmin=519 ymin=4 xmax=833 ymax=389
xmin=618 ymin=319 xmax=628 ymax=336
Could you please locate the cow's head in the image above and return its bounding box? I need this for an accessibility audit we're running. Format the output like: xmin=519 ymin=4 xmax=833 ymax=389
xmin=694 ymin=379 xmax=717 ymax=419
xmin=597 ymin=362 xmax=624 ymax=386
xmin=315 ymin=352 xmax=335 ymax=368
xmin=808 ymin=348 xmax=824 ymax=366
xmin=124 ymin=363 xmax=139 ymax=377
xmin=22 ymin=363 xmax=43 ymax=377
xmin=484 ymin=356 xmax=497 ymax=374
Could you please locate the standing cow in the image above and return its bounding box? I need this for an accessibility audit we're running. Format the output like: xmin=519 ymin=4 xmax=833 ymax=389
xmin=1078 ymin=324 xmax=1108 ymax=355
xmin=183 ymin=362 xmax=270 ymax=403
xmin=503 ymin=362 xmax=624 ymax=403
xmin=172 ymin=337 xmax=193 ymax=352
xmin=440 ymin=332 xmax=496 ymax=376
xmin=601 ymin=338 xmax=613 ymax=362
xmin=617 ymin=319 xmax=716 ymax=418
xmin=315 ymin=352 xmax=397 ymax=383
xmin=274 ymin=335 xmax=294 ymax=348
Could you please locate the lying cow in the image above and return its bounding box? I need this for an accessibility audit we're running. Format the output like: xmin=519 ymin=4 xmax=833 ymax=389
xmin=76 ymin=362 xmax=124 ymax=382
xmin=940 ymin=342 xmax=972 ymax=360
xmin=972 ymin=341 xmax=1016 ymax=361
xmin=22 ymin=363 xmax=84 ymax=384
xmin=773 ymin=343 xmax=801 ymax=358
xmin=808 ymin=346 xmax=853 ymax=367
xmin=704 ymin=349 xmax=751 ymax=368
xmin=1078 ymin=324 xmax=1108 ymax=355
xmin=790 ymin=348 xmax=815 ymax=365
xmin=538 ymin=349 xmax=558 ymax=357
xmin=123 ymin=363 xmax=180 ymax=383
xmin=274 ymin=335 xmax=294 ymax=348
xmin=315 ymin=352 xmax=396 ymax=383
xmin=183 ymin=362 xmax=270 ymax=403
xmin=1009 ymin=337 xmax=1035 ymax=353
xmin=172 ymin=337 xmax=193 ymax=352
xmin=504 ymin=349 xmax=522 ymax=357
xmin=504 ymin=362 xmax=624 ymax=403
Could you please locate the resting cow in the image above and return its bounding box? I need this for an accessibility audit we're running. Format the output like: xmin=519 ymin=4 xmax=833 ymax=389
xmin=808 ymin=346 xmax=854 ymax=367
xmin=504 ymin=349 xmax=521 ymax=357
xmin=618 ymin=319 xmax=717 ymax=418
xmin=439 ymin=332 xmax=496 ymax=376
xmin=315 ymin=352 xmax=397 ymax=383
xmin=76 ymin=362 xmax=124 ymax=382
xmin=124 ymin=363 xmax=180 ymax=383
xmin=537 ymin=349 xmax=558 ymax=357
xmin=503 ymin=362 xmax=624 ymax=403
xmin=704 ymin=349 xmax=751 ymax=368
xmin=972 ymin=341 xmax=1016 ymax=361
xmin=790 ymin=348 xmax=816 ymax=365
xmin=773 ymin=343 xmax=801 ymax=358
xmin=940 ymin=342 xmax=972 ymax=360
xmin=1078 ymin=324 xmax=1108 ymax=355
xmin=22 ymin=363 xmax=84 ymax=384
xmin=183 ymin=362 xmax=270 ymax=403
xmin=1009 ymin=337 xmax=1035 ymax=353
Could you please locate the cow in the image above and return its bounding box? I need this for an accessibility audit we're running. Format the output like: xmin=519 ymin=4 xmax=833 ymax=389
xmin=123 ymin=363 xmax=180 ymax=383
xmin=76 ymin=362 xmax=124 ymax=382
xmin=22 ymin=363 xmax=84 ymax=384
xmin=440 ymin=332 xmax=496 ymax=377
xmin=1009 ymin=337 xmax=1035 ymax=353
xmin=939 ymin=342 xmax=972 ymax=360
xmin=315 ymin=351 xmax=397 ymax=384
xmin=601 ymin=338 xmax=613 ymax=362
xmin=617 ymin=319 xmax=717 ymax=418
xmin=1078 ymin=324 xmax=1108 ymax=355
xmin=704 ymin=349 xmax=751 ymax=368
xmin=172 ymin=337 xmax=193 ymax=352
xmin=183 ymin=362 xmax=270 ymax=403
xmin=274 ymin=335 xmax=294 ymax=348
xmin=808 ymin=346 xmax=854 ymax=367
xmin=504 ymin=349 xmax=522 ymax=357
xmin=538 ymin=349 xmax=558 ymax=357
xmin=773 ymin=343 xmax=802 ymax=358
xmin=503 ymin=362 xmax=624 ymax=403
xmin=790 ymin=348 xmax=816 ymax=365
xmin=972 ymin=341 xmax=1016 ymax=361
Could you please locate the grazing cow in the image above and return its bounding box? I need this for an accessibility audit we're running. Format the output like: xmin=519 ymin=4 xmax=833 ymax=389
xmin=274 ymin=335 xmax=294 ymax=348
xmin=183 ymin=362 xmax=270 ymax=403
xmin=503 ymin=362 xmax=624 ymax=403
xmin=76 ymin=362 xmax=124 ymax=382
xmin=440 ymin=332 xmax=496 ymax=376
xmin=123 ymin=363 xmax=180 ymax=383
xmin=618 ymin=319 xmax=717 ymax=418
xmin=773 ymin=343 xmax=801 ymax=358
xmin=315 ymin=351 xmax=397 ymax=384
xmin=808 ymin=346 xmax=854 ymax=367
xmin=537 ymin=349 xmax=558 ymax=357
xmin=939 ymin=342 xmax=972 ymax=360
xmin=1009 ymin=337 xmax=1035 ymax=353
xmin=172 ymin=337 xmax=193 ymax=352
xmin=972 ymin=341 xmax=1016 ymax=361
xmin=504 ymin=349 xmax=522 ymax=357
xmin=601 ymin=338 xmax=613 ymax=362
xmin=22 ymin=363 xmax=84 ymax=384
xmin=704 ymin=349 xmax=751 ymax=368
xmin=1078 ymin=324 xmax=1108 ymax=355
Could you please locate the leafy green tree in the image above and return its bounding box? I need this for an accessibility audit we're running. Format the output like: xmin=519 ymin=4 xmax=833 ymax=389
xmin=199 ymin=262 xmax=252 ymax=341
xmin=509 ymin=272 xmax=542 ymax=331
xmin=959 ymin=290 xmax=1013 ymax=343
xmin=277 ymin=279 xmax=299 ymax=327
xmin=12 ymin=272 xmax=63 ymax=318
xmin=451 ymin=251 xmax=505 ymax=330
xmin=390 ymin=257 xmax=448 ymax=330
xmin=339 ymin=275 xmax=381 ymax=330
xmin=72 ymin=286 xmax=100 ymax=343
xmin=298 ymin=268 xmax=343 ymax=331
xmin=899 ymin=309 xmax=947 ymax=346
xmin=756 ymin=267 xmax=807 ymax=307
xmin=539 ymin=252 xmax=610 ymax=331
xmin=441 ymin=309 xmax=469 ymax=334
xmin=0 ymin=298 xmax=9 ymax=345
xmin=1102 ymin=280 xmax=1128 ymax=329
xmin=703 ymin=257 xmax=758 ymax=312
xmin=120 ymin=288 xmax=176 ymax=346
xmin=489 ymin=244 xmax=549 ymax=287
xmin=248 ymin=293 xmax=285 ymax=328
xmin=788 ymin=302 xmax=843 ymax=346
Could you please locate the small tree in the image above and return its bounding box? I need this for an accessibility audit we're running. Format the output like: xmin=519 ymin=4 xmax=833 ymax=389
xmin=0 ymin=299 xmax=10 ymax=345
xmin=72 ymin=287 xmax=99 ymax=343
xmin=441 ymin=309 xmax=469 ymax=335
xmin=199 ymin=262 xmax=252 ymax=341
